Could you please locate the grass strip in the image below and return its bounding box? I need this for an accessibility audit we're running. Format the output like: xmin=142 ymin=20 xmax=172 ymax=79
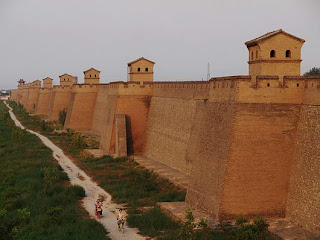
xmin=0 ymin=101 xmax=109 ymax=240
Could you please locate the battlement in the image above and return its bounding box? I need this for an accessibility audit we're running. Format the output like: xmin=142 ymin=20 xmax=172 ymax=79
xmin=152 ymin=81 xmax=210 ymax=99
xmin=39 ymin=88 xmax=52 ymax=92
xmin=71 ymin=84 xmax=101 ymax=93
xmin=207 ymin=75 xmax=320 ymax=104
xmin=52 ymin=85 xmax=73 ymax=92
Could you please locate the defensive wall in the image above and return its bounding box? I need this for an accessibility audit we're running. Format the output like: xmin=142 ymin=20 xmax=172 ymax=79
xmin=91 ymin=81 xmax=153 ymax=155
xmin=186 ymin=75 xmax=320 ymax=234
xmin=10 ymin=89 xmax=17 ymax=101
xmin=20 ymin=84 xmax=30 ymax=107
xmin=26 ymin=87 xmax=40 ymax=112
xmin=64 ymin=84 xmax=100 ymax=131
xmin=143 ymin=81 xmax=209 ymax=175
xmin=15 ymin=88 xmax=24 ymax=103
xmin=47 ymin=85 xmax=73 ymax=121
xmin=35 ymin=88 xmax=52 ymax=115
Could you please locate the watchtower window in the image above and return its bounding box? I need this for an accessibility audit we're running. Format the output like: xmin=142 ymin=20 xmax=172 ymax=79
xmin=95 ymin=74 xmax=97 ymax=77
xmin=251 ymin=51 xmax=253 ymax=60
xmin=137 ymin=68 xmax=141 ymax=72
xmin=286 ymin=50 xmax=291 ymax=58
xmin=89 ymin=75 xmax=91 ymax=77
xmin=270 ymin=50 xmax=276 ymax=58
xmin=267 ymin=83 xmax=270 ymax=87
xmin=145 ymin=67 xmax=148 ymax=72
xmin=297 ymin=83 xmax=300 ymax=87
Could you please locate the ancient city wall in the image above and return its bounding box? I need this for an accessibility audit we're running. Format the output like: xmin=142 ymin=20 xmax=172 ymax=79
xmin=187 ymin=76 xmax=307 ymax=220
xmin=16 ymin=88 xmax=24 ymax=103
xmin=91 ymin=82 xmax=153 ymax=155
xmin=35 ymin=88 xmax=52 ymax=115
xmin=286 ymin=105 xmax=320 ymax=234
xmin=91 ymin=85 xmax=113 ymax=136
xmin=10 ymin=90 xmax=18 ymax=101
xmin=64 ymin=84 xmax=99 ymax=131
xmin=26 ymin=87 xmax=40 ymax=112
xmin=185 ymin=101 xmax=235 ymax=218
xmin=21 ymin=87 xmax=30 ymax=107
xmin=48 ymin=86 xmax=72 ymax=121
xmin=218 ymin=103 xmax=300 ymax=219
xmin=144 ymin=81 xmax=210 ymax=175
xmin=152 ymin=81 xmax=209 ymax=99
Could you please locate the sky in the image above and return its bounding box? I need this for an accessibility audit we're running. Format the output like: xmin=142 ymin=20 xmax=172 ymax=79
xmin=0 ymin=0 xmax=319 ymax=89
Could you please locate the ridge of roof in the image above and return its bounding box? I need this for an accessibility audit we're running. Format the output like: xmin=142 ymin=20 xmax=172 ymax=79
xmin=127 ymin=57 xmax=155 ymax=66
xmin=59 ymin=73 xmax=76 ymax=78
xmin=245 ymin=29 xmax=305 ymax=47
xmin=83 ymin=68 xmax=101 ymax=73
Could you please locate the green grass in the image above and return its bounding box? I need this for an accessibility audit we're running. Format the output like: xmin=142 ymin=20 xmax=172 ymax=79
xmin=0 ymin=101 xmax=109 ymax=240
xmin=127 ymin=206 xmax=180 ymax=239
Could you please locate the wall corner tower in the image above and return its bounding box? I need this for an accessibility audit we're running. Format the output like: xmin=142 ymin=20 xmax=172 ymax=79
xmin=245 ymin=29 xmax=305 ymax=84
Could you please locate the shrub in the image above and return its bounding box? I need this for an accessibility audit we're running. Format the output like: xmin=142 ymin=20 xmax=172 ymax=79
xmin=179 ymin=209 xmax=196 ymax=240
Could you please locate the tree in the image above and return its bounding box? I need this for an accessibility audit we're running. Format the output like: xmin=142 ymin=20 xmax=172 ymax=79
xmin=304 ymin=67 xmax=320 ymax=76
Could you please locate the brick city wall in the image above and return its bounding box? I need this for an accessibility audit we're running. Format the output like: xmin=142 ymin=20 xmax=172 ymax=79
xmin=47 ymin=86 xmax=73 ymax=121
xmin=10 ymin=89 xmax=17 ymax=101
xmin=185 ymin=101 xmax=235 ymax=218
xmin=91 ymin=82 xmax=153 ymax=155
xmin=144 ymin=96 xmax=197 ymax=175
xmin=26 ymin=88 xmax=40 ymax=112
xmin=64 ymin=84 xmax=99 ymax=131
xmin=286 ymin=105 xmax=320 ymax=234
xmin=218 ymin=103 xmax=300 ymax=219
xmin=21 ymin=87 xmax=30 ymax=107
xmin=35 ymin=88 xmax=52 ymax=115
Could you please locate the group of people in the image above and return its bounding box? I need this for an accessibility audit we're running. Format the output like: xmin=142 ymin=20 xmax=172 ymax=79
xmin=94 ymin=199 xmax=126 ymax=232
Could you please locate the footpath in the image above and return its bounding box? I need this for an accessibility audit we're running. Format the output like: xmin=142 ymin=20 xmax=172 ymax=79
xmin=4 ymin=101 xmax=145 ymax=240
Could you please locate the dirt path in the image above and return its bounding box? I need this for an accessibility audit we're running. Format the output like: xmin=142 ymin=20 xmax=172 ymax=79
xmin=4 ymin=102 xmax=145 ymax=240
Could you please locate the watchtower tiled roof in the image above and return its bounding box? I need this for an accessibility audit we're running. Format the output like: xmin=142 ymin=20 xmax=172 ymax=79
xmin=245 ymin=29 xmax=305 ymax=47
xmin=83 ymin=68 xmax=100 ymax=73
xmin=127 ymin=57 xmax=155 ymax=66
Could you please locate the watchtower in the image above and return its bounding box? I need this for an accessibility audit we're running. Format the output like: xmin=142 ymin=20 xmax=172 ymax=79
xmin=127 ymin=57 xmax=155 ymax=83
xmin=17 ymin=79 xmax=25 ymax=88
xmin=59 ymin=73 xmax=78 ymax=86
xmin=83 ymin=68 xmax=100 ymax=84
xmin=43 ymin=77 xmax=53 ymax=89
xmin=32 ymin=80 xmax=42 ymax=88
xmin=245 ymin=29 xmax=305 ymax=84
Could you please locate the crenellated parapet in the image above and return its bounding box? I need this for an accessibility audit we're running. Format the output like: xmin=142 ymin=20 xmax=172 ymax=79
xmin=152 ymin=81 xmax=210 ymax=99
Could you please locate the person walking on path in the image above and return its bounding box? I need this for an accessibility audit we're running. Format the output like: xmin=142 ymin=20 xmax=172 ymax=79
xmin=95 ymin=199 xmax=103 ymax=218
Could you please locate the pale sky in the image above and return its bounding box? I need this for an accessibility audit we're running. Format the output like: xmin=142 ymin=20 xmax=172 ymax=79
xmin=0 ymin=0 xmax=319 ymax=89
